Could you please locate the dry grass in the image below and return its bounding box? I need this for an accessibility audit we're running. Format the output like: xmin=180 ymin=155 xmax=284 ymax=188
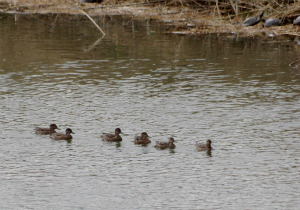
xmin=2 ymin=0 xmax=300 ymax=19
xmin=1 ymin=0 xmax=300 ymax=36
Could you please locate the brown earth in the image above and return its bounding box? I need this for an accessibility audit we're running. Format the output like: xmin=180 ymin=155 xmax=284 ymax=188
xmin=1 ymin=0 xmax=300 ymax=38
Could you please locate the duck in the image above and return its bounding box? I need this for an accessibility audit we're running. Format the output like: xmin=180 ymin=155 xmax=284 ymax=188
xmin=242 ymin=12 xmax=264 ymax=26
xmin=134 ymin=132 xmax=151 ymax=144
xmin=101 ymin=128 xmax=123 ymax=142
xmin=293 ymin=16 xmax=300 ymax=25
xmin=195 ymin=139 xmax=213 ymax=151
xmin=50 ymin=128 xmax=75 ymax=140
xmin=35 ymin=124 xmax=60 ymax=135
xmin=155 ymin=137 xmax=176 ymax=149
xmin=263 ymin=18 xmax=281 ymax=28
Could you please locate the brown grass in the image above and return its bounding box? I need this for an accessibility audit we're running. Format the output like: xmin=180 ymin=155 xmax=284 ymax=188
xmin=1 ymin=0 xmax=300 ymax=36
xmin=1 ymin=0 xmax=300 ymax=19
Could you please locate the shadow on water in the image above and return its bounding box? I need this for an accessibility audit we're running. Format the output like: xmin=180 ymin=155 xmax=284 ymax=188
xmin=1 ymin=13 xmax=300 ymax=86
xmin=115 ymin=142 xmax=122 ymax=148
xmin=206 ymin=150 xmax=212 ymax=157
xmin=66 ymin=139 xmax=72 ymax=144
xmin=168 ymin=149 xmax=176 ymax=154
xmin=51 ymin=139 xmax=72 ymax=144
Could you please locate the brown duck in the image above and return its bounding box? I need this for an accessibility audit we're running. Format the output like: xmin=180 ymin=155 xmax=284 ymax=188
xmin=134 ymin=132 xmax=151 ymax=144
xmin=101 ymin=128 xmax=123 ymax=142
xmin=155 ymin=137 xmax=176 ymax=149
xmin=50 ymin=128 xmax=75 ymax=140
xmin=35 ymin=124 xmax=60 ymax=135
xmin=195 ymin=139 xmax=213 ymax=151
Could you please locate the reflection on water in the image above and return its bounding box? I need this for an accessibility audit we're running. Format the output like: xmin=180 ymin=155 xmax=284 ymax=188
xmin=1 ymin=14 xmax=300 ymax=210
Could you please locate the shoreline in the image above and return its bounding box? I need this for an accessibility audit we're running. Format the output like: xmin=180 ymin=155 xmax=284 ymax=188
xmin=1 ymin=1 xmax=300 ymax=39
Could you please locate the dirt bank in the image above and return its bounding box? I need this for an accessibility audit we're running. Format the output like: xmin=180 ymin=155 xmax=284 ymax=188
xmin=1 ymin=0 xmax=300 ymax=38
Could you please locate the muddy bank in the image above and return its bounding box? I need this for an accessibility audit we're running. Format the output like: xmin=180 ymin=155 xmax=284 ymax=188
xmin=1 ymin=0 xmax=300 ymax=38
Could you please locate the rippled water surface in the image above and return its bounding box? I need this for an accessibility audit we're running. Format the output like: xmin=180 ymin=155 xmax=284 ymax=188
xmin=1 ymin=14 xmax=300 ymax=209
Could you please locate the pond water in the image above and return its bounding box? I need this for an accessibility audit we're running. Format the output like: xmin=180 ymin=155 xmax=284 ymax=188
xmin=0 ymin=13 xmax=300 ymax=209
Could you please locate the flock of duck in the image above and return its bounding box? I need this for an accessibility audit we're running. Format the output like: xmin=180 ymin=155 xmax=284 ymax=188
xmin=32 ymin=13 xmax=300 ymax=152
xmin=35 ymin=124 xmax=213 ymax=151
xmin=240 ymin=12 xmax=300 ymax=27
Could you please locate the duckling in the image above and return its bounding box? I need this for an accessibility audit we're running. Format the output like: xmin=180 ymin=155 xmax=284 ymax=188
xmin=134 ymin=132 xmax=151 ymax=144
xmin=101 ymin=128 xmax=123 ymax=142
xmin=50 ymin=128 xmax=74 ymax=140
xmin=35 ymin=124 xmax=60 ymax=135
xmin=195 ymin=139 xmax=213 ymax=151
xmin=155 ymin=137 xmax=176 ymax=149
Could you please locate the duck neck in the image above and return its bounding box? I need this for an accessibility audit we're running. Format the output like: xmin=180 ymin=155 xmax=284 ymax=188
xmin=49 ymin=129 xmax=56 ymax=134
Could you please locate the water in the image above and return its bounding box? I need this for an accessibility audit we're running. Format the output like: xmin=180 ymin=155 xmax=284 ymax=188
xmin=0 ymin=14 xmax=300 ymax=209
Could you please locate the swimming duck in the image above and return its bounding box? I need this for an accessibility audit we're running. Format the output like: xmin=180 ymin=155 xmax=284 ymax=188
xmin=134 ymin=132 xmax=151 ymax=144
xmin=101 ymin=128 xmax=123 ymax=142
xmin=195 ymin=139 xmax=212 ymax=151
xmin=242 ymin=12 xmax=264 ymax=26
xmin=155 ymin=137 xmax=176 ymax=149
xmin=50 ymin=128 xmax=75 ymax=140
xmin=35 ymin=124 xmax=60 ymax=135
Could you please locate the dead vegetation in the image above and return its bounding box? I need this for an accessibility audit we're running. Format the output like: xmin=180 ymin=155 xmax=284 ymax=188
xmin=1 ymin=0 xmax=300 ymax=36
xmin=2 ymin=0 xmax=300 ymax=18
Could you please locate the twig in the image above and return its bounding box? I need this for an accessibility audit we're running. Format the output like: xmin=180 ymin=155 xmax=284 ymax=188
xmin=30 ymin=14 xmax=53 ymax=29
xmin=289 ymin=57 xmax=300 ymax=66
xmin=235 ymin=0 xmax=239 ymax=16
xmin=79 ymin=9 xmax=105 ymax=36
xmin=229 ymin=0 xmax=237 ymax=16
xmin=84 ymin=2 xmax=150 ymax=10
xmin=83 ymin=36 xmax=104 ymax=52
xmin=215 ymin=0 xmax=222 ymax=20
